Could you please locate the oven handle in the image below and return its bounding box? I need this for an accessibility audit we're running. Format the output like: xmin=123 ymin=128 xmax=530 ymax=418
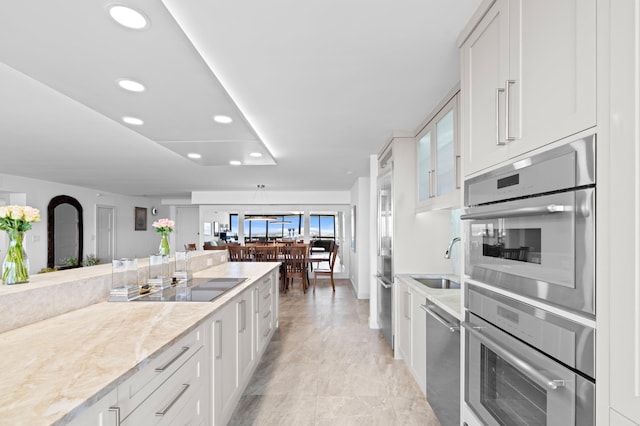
xmin=462 ymin=322 xmax=566 ymax=390
xmin=460 ymin=204 xmax=568 ymax=220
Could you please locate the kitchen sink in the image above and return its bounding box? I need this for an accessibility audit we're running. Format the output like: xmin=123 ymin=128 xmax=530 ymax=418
xmin=410 ymin=276 xmax=460 ymax=289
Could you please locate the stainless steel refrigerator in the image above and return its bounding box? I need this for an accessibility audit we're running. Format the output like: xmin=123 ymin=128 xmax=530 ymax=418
xmin=376 ymin=167 xmax=394 ymax=348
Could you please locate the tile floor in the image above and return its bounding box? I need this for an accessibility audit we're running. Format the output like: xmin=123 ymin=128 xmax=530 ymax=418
xmin=228 ymin=278 xmax=441 ymax=425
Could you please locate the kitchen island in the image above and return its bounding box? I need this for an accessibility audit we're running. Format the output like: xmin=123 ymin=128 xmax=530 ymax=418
xmin=0 ymin=261 xmax=280 ymax=425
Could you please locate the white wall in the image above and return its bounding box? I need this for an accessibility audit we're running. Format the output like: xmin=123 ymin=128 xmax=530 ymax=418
xmin=350 ymin=176 xmax=371 ymax=298
xmin=0 ymin=173 xmax=168 ymax=273
xmin=391 ymin=137 xmax=454 ymax=275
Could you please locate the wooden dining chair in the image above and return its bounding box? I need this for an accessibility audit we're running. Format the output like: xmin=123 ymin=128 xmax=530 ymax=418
xmin=253 ymin=245 xmax=278 ymax=262
xmin=282 ymin=245 xmax=309 ymax=293
xmin=313 ymin=243 xmax=338 ymax=293
xmin=184 ymin=243 xmax=197 ymax=251
xmin=228 ymin=245 xmax=252 ymax=262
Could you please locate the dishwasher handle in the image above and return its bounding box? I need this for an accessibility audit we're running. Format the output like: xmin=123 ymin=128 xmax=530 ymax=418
xmin=421 ymin=304 xmax=459 ymax=332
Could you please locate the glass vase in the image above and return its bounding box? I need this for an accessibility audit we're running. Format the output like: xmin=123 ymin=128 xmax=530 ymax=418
xmin=2 ymin=231 xmax=29 ymax=285
xmin=159 ymin=232 xmax=170 ymax=255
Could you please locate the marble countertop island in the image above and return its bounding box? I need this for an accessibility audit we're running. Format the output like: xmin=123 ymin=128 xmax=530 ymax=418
xmin=0 ymin=261 xmax=279 ymax=425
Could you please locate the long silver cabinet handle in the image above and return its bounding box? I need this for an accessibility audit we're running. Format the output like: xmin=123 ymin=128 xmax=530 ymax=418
xmin=505 ymin=80 xmax=516 ymax=141
xmin=496 ymin=87 xmax=506 ymax=146
xmin=155 ymin=384 xmax=190 ymax=416
xmin=455 ymin=155 xmax=461 ymax=189
xmin=154 ymin=346 xmax=190 ymax=372
xmin=215 ymin=320 xmax=222 ymax=359
xmin=108 ymin=406 xmax=120 ymax=425
xmin=461 ymin=204 xmax=568 ymax=220
xmin=423 ymin=305 xmax=459 ymax=332
xmin=462 ymin=323 xmax=565 ymax=390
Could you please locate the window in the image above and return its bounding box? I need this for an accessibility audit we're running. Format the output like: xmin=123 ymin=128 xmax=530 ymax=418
xmin=309 ymin=215 xmax=335 ymax=239
xmin=229 ymin=214 xmax=303 ymax=240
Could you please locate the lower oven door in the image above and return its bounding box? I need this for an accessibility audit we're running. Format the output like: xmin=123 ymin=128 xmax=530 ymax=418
xmin=462 ymin=187 xmax=595 ymax=317
xmin=464 ymin=314 xmax=595 ymax=426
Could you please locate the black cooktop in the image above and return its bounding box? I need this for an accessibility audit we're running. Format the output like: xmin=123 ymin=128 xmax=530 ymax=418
xmin=133 ymin=277 xmax=247 ymax=302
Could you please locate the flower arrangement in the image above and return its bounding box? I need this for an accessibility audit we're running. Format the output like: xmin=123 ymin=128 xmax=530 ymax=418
xmin=152 ymin=218 xmax=174 ymax=255
xmin=0 ymin=205 xmax=41 ymax=234
xmin=0 ymin=205 xmax=41 ymax=285
xmin=152 ymin=218 xmax=175 ymax=234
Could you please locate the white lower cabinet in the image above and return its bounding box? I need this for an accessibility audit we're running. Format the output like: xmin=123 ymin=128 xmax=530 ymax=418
xmin=211 ymin=299 xmax=238 ymax=426
xmin=121 ymin=345 xmax=207 ymax=425
xmin=68 ymin=268 xmax=279 ymax=426
xmin=255 ymin=274 xmax=274 ymax=355
xmin=236 ymin=288 xmax=254 ymax=385
xmin=410 ymin=286 xmax=428 ymax=396
xmin=395 ymin=279 xmax=412 ymax=365
xmin=395 ymin=278 xmax=429 ymax=396
xmin=67 ymin=388 xmax=119 ymax=425
xmin=212 ymin=271 xmax=278 ymax=425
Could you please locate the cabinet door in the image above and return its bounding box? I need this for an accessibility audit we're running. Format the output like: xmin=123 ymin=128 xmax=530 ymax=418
xmin=509 ymin=0 xmax=596 ymax=158
xmin=435 ymin=100 xmax=459 ymax=198
xmin=461 ymin=0 xmax=510 ymax=176
xmin=237 ymin=289 xmax=254 ymax=385
xmin=395 ymin=280 xmax=412 ymax=364
xmin=410 ymin=291 xmax=427 ymax=396
xmin=416 ymin=92 xmax=460 ymax=211
xmin=417 ymin=130 xmax=433 ymax=203
xmin=211 ymin=302 xmax=238 ymax=426
xmin=67 ymin=389 xmax=118 ymax=426
xmin=608 ymin=0 xmax=640 ymax=423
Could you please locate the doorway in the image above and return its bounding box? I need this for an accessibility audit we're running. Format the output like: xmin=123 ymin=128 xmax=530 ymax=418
xmin=175 ymin=206 xmax=199 ymax=251
xmin=96 ymin=205 xmax=115 ymax=264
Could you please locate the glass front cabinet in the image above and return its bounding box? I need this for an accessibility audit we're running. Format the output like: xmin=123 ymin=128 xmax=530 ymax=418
xmin=416 ymin=89 xmax=461 ymax=212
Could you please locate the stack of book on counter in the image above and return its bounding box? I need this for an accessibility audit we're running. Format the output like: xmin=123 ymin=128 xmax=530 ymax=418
xmin=108 ymin=285 xmax=140 ymax=302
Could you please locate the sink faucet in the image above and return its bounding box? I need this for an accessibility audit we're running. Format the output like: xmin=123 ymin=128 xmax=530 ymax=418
xmin=444 ymin=237 xmax=461 ymax=259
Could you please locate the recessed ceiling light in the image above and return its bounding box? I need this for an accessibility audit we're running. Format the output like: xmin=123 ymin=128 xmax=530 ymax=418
xmin=108 ymin=5 xmax=149 ymax=30
xmin=346 ymin=171 xmax=353 ymax=175
xmin=117 ymin=78 xmax=145 ymax=92
xmin=187 ymin=153 xmax=201 ymax=159
xmin=213 ymin=115 xmax=233 ymax=124
xmin=249 ymin=152 xmax=262 ymax=158
xmin=122 ymin=116 xmax=143 ymax=125
xmin=229 ymin=160 xmax=242 ymax=166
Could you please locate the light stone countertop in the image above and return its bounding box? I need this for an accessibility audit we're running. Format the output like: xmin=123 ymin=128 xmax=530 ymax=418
xmin=0 ymin=261 xmax=280 ymax=426
xmin=396 ymin=273 xmax=462 ymax=320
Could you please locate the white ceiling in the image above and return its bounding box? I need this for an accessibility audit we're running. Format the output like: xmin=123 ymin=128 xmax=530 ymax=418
xmin=0 ymin=0 xmax=480 ymax=198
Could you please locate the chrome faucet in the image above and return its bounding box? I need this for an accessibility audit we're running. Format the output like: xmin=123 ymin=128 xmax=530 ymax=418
xmin=444 ymin=237 xmax=461 ymax=259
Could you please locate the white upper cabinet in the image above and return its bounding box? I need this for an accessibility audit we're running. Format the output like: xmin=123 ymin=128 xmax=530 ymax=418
xmin=461 ymin=0 xmax=596 ymax=176
xmin=416 ymin=90 xmax=461 ymax=212
xmin=607 ymin=0 xmax=640 ymax=424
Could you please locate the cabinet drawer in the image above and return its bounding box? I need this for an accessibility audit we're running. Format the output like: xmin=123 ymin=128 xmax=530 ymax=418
xmin=117 ymin=325 xmax=205 ymax=418
xmin=258 ymin=289 xmax=272 ymax=314
xmin=257 ymin=277 xmax=271 ymax=295
xmin=121 ymin=345 xmax=206 ymax=425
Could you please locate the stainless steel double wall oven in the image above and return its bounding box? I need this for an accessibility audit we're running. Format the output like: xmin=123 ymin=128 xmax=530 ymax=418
xmin=461 ymin=135 xmax=596 ymax=425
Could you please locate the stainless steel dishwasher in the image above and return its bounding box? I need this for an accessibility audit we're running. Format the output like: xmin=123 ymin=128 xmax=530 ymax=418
xmin=421 ymin=301 xmax=460 ymax=426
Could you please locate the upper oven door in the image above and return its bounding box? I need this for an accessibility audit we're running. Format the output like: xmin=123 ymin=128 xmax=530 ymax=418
xmin=462 ymin=187 xmax=595 ymax=317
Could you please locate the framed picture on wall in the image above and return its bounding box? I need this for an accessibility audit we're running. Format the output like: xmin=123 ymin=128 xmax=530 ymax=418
xmin=203 ymin=222 xmax=212 ymax=236
xmin=134 ymin=207 xmax=147 ymax=231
